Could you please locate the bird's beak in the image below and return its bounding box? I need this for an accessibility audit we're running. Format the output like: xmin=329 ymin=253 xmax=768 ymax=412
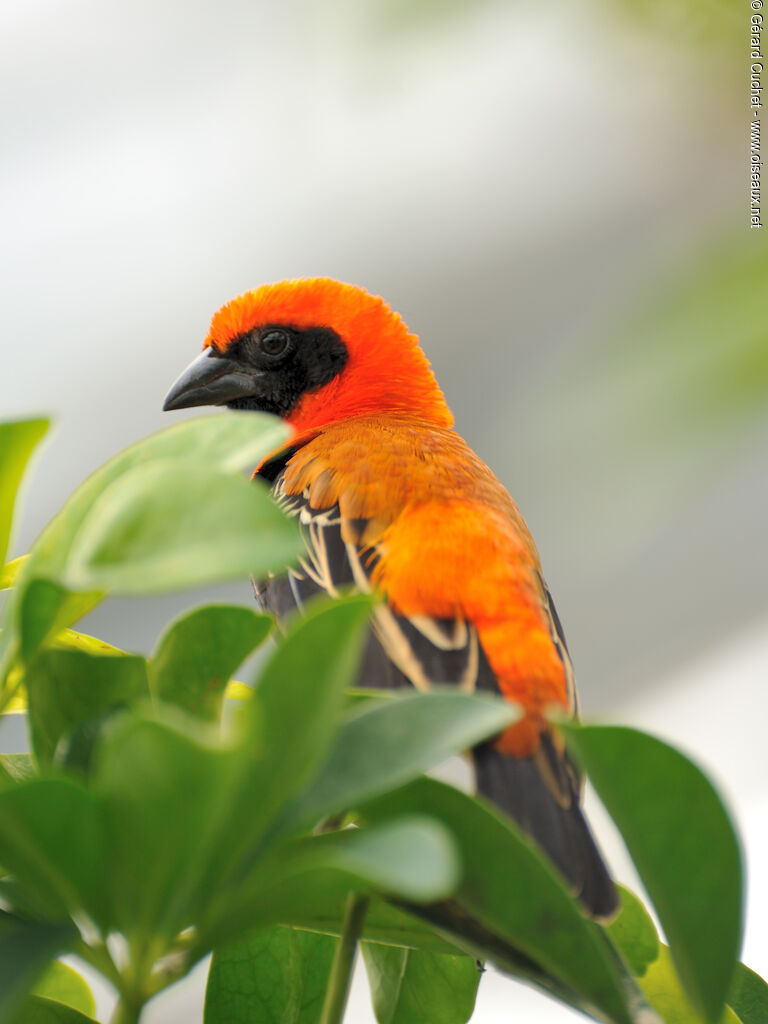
xmin=163 ymin=349 xmax=264 ymax=411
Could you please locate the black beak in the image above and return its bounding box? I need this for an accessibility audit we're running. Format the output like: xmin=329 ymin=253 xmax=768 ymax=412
xmin=163 ymin=349 xmax=264 ymax=411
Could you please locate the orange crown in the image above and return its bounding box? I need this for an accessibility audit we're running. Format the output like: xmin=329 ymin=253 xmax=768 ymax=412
xmin=205 ymin=278 xmax=454 ymax=433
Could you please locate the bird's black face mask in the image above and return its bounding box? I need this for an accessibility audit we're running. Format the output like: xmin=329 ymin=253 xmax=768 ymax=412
xmin=162 ymin=324 xmax=348 ymax=417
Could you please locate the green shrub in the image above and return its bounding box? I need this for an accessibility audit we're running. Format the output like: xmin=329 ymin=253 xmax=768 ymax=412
xmin=0 ymin=415 xmax=764 ymax=1024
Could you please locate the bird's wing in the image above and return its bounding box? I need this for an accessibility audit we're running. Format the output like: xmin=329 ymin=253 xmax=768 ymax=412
xmin=256 ymin=470 xmax=495 ymax=693
xmin=258 ymin=464 xmax=578 ymax=747
xmin=254 ymin=455 xmax=615 ymax=919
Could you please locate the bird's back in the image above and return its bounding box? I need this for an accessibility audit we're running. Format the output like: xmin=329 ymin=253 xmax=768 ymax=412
xmin=267 ymin=414 xmax=574 ymax=757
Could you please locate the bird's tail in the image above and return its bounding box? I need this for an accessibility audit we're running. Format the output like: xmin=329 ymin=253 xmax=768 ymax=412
xmin=472 ymin=733 xmax=618 ymax=919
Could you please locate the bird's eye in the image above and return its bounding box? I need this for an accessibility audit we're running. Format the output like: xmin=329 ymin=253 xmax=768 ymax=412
xmin=260 ymin=329 xmax=290 ymax=357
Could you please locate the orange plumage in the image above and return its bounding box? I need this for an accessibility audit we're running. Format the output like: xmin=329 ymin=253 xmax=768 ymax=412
xmin=206 ymin=279 xmax=453 ymax=434
xmin=279 ymin=414 xmax=571 ymax=758
xmin=163 ymin=277 xmax=616 ymax=917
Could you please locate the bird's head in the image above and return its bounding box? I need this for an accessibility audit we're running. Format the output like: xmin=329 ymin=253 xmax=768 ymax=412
xmin=163 ymin=278 xmax=453 ymax=433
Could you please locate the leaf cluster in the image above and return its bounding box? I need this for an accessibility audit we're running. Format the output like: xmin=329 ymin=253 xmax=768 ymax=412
xmin=0 ymin=415 xmax=764 ymax=1024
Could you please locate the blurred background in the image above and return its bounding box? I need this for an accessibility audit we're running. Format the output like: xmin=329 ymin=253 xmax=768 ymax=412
xmin=1 ymin=0 xmax=765 ymax=1020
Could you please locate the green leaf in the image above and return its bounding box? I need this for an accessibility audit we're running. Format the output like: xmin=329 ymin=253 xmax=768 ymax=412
xmin=63 ymin=460 xmax=301 ymax=594
xmin=0 ymin=911 xmax=77 ymax=1023
xmin=1 ymin=555 xmax=28 ymax=590
xmin=362 ymin=944 xmax=480 ymax=1024
xmin=135 ymin=411 xmax=289 ymax=475
xmin=292 ymin=898 xmax=463 ymax=955
xmin=211 ymin=596 xmax=373 ymax=879
xmin=0 ymin=412 xmax=290 ymax=682
xmin=564 ymin=724 xmax=743 ymax=1023
xmin=10 ymin=995 xmax=97 ymax=1023
xmin=31 ymin=961 xmax=95 ymax=1017
xmin=18 ymin=581 xmax=104 ymax=666
xmin=199 ymin=818 xmax=459 ymax=954
xmin=3 ymin=626 xmax=134 ymax=724
xmin=204 ymin=925 xmax=338 ymax=1024
xmin=306 ymin=817 xmax=459 ymax=903
xmin=361 ymin=778 xmax=635 ymax=1024
xmin=0 ymin=879 xmax=53 ymax=919
xmin=605 ymin=885 xmax=660 ymax=977
xmin=150 ymin=604 xmax=272 ymax=720
xmin=0 ymin=755 xmax=36 ymax=783
xmin=278 ymin=690 xmax=518 ymax=835
xmin=25 ymin=648 xmax=149 ymax=766
xmin=728 ymin=962 xmax=768 ymax=1024
xmin=0 ymin=781 xmax=106 ymax=927
xmin=198 ymin=868 xmax=363 ymax=954
xmin=95 ymin=599 xmax=371 ymax=946
xmin=49 ymin=629 xmax=125 ymax=658
xmin=94 ymin=712 xmax=244 ymax=942
xmin=638 ymin=946 xmax=741 ymax=1024
xmin=0 ymin=419 xmax=49 ymax=570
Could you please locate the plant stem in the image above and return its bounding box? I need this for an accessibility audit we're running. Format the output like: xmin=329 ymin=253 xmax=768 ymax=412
xmin=319 ymin=893 xmax=370 ymax=1024
xmin=73 ymin=940 xmax=123 ymax=992
xmin=110 ymin=995 xmax=143 ymax=1024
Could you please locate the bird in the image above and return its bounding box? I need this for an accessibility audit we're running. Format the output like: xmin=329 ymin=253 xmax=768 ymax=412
xmin=163 ymin=277 xmax=618 ymax=918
